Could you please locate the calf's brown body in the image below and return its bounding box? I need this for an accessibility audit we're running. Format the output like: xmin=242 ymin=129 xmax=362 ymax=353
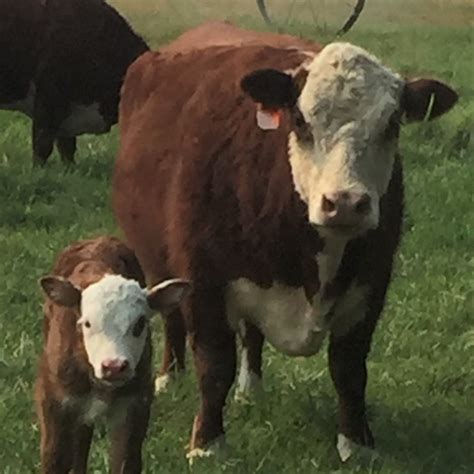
xmin=35 ymin=236 xmax=152 ymax=473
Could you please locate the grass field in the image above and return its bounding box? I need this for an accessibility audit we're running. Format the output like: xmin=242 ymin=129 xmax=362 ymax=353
xmin=0 ymin=1 xmax=473 ymax=472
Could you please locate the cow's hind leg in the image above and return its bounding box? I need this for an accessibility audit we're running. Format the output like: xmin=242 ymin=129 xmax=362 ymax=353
xmin=328 ymin=313 xmax=378 ymax=462
xmin=155 ymin=309 xmax=187 ymax=393
xmin=186 ymin=287 xmax=236 ymax=463
xmin=56 ymin=137 xmax=77 ymax=165
xmin=235 ymin=321 xmax=264 ymax=401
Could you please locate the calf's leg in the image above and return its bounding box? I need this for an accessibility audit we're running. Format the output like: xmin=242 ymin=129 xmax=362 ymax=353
xmin=71 ymin=424 xmax=94 ymax=474
xmin=186 ymin=288 xmax=236 ymax=461
xmin=37 ymin=396 xmax=74 ymax=474
xmin=109 ymin=396 xmax=152 ymax=474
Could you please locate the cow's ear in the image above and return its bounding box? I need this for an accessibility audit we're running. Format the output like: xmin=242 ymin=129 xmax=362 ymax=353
xmin=241 ymin=69 xmax=300 ymax=110
xmin=39 ymin=276 xmax=82 ymax=308
xmin=402 ymin=79 xmax=458 ymax=122
xmin=241 ymin=69 xmax=301 ymax=130
xmin=147 ymin=279 xmax=192 ymax=315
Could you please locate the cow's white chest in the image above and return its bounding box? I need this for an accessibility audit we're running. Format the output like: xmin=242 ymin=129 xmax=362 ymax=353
xmin=58 ymin=102 xmax=110 ymax=137
xmin=226 ymin=239 xmax=368 ymax=356
xmin=227 ymin=280 xmax=330 ymax=356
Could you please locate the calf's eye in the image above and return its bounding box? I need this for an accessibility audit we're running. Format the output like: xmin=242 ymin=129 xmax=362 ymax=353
xmin=84 ymin=321 xmax=91 ymax=329
xmin=132 ymin=316 xmax=146 ymax=337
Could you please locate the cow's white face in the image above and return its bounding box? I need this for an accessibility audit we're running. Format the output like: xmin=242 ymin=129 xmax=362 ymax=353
xmin=40 ymin=274 xmax=192 ymax=386
xmin=290 ymin=43 xmax=403 ymax=236
xmin=241 ymin=41 xmax=458 ymax=239
xmin=78 ymin=275 xmax=150 ymax=383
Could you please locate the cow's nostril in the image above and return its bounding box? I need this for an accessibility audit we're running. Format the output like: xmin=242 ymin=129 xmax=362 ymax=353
xmin=355 ymin=194 xmax=371 ymax=215
xmin=322 ymin=194 xmax=336 ymax=213
xmin=119 ymin=360 xmax=129 ymax=372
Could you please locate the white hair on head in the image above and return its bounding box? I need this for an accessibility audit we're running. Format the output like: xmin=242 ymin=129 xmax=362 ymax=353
xmin=79 ymin=274 xmax=150 ymax=382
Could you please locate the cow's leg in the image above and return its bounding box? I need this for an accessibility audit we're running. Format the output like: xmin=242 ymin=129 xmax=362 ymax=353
xmin=328 ymin=314 xmax=378 ymax=462
xmin=235 ymin=321 xmax=264 ymax=401
xmin=155 ymin=309 xmax=187 ymax=393
xmin=109 ymin=396 xmax=152 ymax=474
xmin=71 ymin=424 xmax=93 ymax=474
xmin=32 ymin=94 xmax=66 ymax=167
xmin=56 ymin=137 xmax=77 ymax=165
xmin=37 ymin=397 xmax=74 ymax=473
xmin=186 ymin=288 xmax=236 ymax=462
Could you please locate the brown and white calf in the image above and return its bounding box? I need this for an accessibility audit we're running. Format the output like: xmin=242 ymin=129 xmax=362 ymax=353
xmin=112 ymin=39 xmax=458 ymax=462
xmin=0 ymin=0 xmax=148 ymax=166
xmin=35 ymin=236 xmax=190 ymax=473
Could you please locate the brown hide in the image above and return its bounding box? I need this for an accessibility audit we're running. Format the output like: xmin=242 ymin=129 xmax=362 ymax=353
xmin=161 ymin=21 xmax=321 ymax=55
xmin=35 ymin=236 xmax=152 ymax=473
xmin=113 ymin=43 xmax=404 ymax=452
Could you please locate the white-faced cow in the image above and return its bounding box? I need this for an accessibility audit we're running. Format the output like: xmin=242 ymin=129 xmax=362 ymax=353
xmin=112 ymin=38 xmax=458 ymax=463
xmin=35 ymin=236 xmax=190 ymax=473
xmin=0 ymin=0 xmax=148 ymax=166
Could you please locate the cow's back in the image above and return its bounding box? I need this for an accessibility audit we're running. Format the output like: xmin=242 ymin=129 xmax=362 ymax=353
xmin=113 ymin=45 xmax=314 ymax=284
xmin=0 ymin=0 xmax=43 ymax=102
xmin=161 ymin=21 xmax=321 ymax=55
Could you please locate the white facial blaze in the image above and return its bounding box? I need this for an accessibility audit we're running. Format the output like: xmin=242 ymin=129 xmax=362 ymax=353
xmin=289 ymin=42 xmax=404 ymax=229
xmin=79 ymin=274 xmax=150 ymax=380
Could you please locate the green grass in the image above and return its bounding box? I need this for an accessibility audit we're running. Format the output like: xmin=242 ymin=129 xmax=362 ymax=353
xmin=0 ymin=2 xmax=473 ymax=473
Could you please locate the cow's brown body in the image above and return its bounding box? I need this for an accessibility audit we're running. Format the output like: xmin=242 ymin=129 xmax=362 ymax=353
xmin=161 ymin=21 xmax=321 ymax=54
xmin=35 ymin=236 xmax=152 ymax=473
xmin=113 ymin=43 xmax=403 ymax=453
xmin=0 ymin=0 xmax=148 ymax=165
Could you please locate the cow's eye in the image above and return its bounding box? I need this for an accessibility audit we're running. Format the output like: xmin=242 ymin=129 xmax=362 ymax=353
xmin=132 ymin=316 xmax=146 ymax=337
xmin=84 ymin=321 xmax=91 ymax=329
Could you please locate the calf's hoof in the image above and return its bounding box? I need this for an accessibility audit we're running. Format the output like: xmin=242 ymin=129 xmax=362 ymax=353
xmin=336 ymin=433 xmax=380 ymax=463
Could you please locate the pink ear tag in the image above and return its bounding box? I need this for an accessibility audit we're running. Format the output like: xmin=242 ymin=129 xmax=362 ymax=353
xmin=256 ymin=105 xmax=281 ymax=130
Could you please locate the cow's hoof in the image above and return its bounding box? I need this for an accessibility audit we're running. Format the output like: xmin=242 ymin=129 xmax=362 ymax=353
xmin=186 ymin=436 xmax=227 ymax=466
xmin=154 ymin=373 xmax=171 ymax=393
xmin=336 ymin=433 xmax=379 ymax=463
xmin=234 ymin=371 xmax=262 ymax=403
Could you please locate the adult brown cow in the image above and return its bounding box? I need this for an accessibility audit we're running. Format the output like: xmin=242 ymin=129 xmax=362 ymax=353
xmin=113 ymin=38 xmax=457 ymax=462
xmin=0 ymin=0 xmax=148 ymax=166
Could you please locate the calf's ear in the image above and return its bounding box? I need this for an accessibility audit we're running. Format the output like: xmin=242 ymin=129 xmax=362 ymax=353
xmin=402 ymin=79 xmax=458 ymax=122
xmin=147 ymin=278 xmax=192 ymax=315
xmin=39 ymin=276 xmax=82 ymax=308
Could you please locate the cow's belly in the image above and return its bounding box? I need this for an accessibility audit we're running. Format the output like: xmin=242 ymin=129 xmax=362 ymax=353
xmin=226 ymin=278 xmax=369 ymax=356
xmin=0 ymin=83 xmax=35 ymax=117
xmin=226 ymin=279 xmax=333 ymax=357
xmin=58 ymin=103 xmax=111 ymax=137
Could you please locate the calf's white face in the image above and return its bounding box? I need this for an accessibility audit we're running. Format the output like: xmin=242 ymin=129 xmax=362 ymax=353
xmin=241 ymin=42 xmax=458 ymax=238
xmin=40 ymin=273 xmax=191 ymax=385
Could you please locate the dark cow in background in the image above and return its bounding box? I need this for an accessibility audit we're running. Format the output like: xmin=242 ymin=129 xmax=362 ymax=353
xmin=113 ymin=36 xmax=457 ymax=463
xmin=0 ymin=0 xmax=148 ymax=166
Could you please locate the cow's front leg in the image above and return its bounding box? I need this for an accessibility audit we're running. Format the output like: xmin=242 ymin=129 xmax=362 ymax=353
xmin=328 ymin=317 xmax=376 ymax=462
xmin=187 ymin=289 xmax=236 ymax=463
xmin=155 ymin=309 xmax=187 ymax=393
xmin=56 ymin=137 xmax=77 ymax=165
xmin=71 ymin=423 xmax=93 ymax=474
xmin=235 ymin=321 xmax=264 ymax=401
